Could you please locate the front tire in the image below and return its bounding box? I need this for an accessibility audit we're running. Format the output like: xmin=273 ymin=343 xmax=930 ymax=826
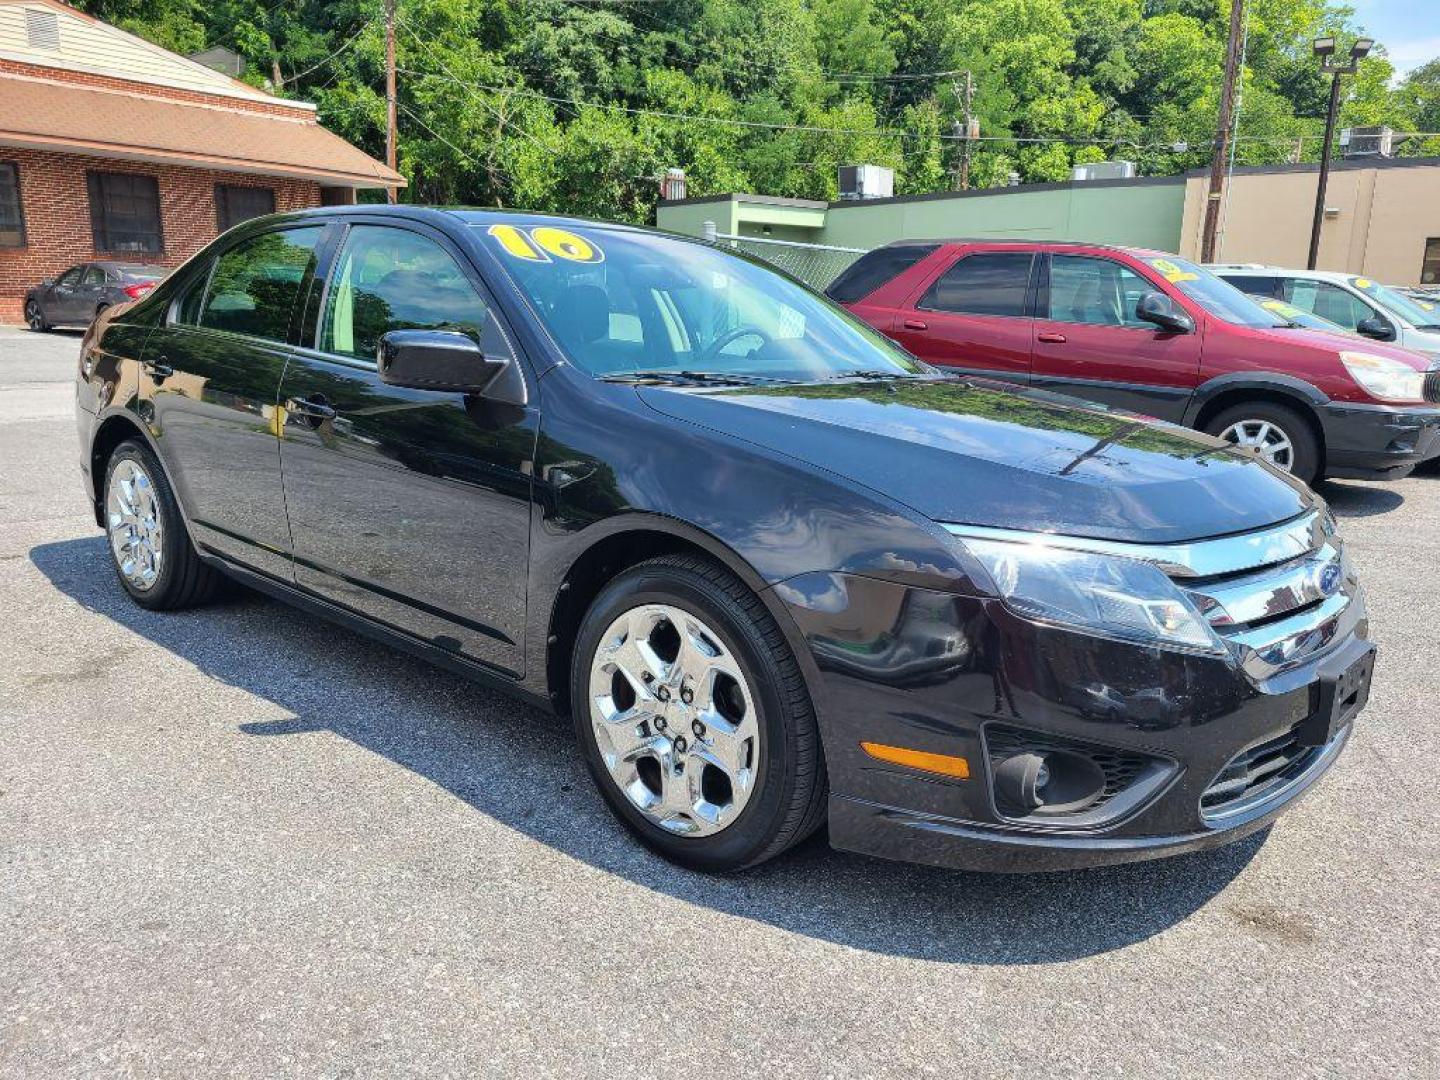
xmin=103 ymin=440 xmax=224 ymax=609
xmin=571 ymin=554 xmax=827 ymax=872
xmin=24 ymin=299 xmax=49 ymax=332
xmin=1204 ymin=401 xmax=1320 ymax=484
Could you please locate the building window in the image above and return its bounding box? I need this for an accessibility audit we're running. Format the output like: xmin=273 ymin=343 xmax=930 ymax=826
xmin=0 ymin=162 xmax=24 ymax=248
xmin=87 ymin=172 xmax=163 ymax=253
xmin=215 ymin=185 xmax=277 ymax=232
xmin=1422 ymin=239 xmax=1440 ymax=286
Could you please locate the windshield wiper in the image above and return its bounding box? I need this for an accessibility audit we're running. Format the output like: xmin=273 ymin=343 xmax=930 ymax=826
xmin=599 ymin=369 xmax=789 ymax=386
xmin=821 ymin=369 xmax=921 ymax=381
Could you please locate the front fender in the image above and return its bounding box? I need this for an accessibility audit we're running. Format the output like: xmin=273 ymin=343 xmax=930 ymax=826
xmin=1183 ymin=371 xmax=1330 ymax=426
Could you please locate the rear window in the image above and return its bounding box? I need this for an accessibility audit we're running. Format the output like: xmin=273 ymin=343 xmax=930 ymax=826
xmin=919 ymin=252 xmax=1034 ymax=317
xmin=825 ymin=244 xmax=938 ymax=304
xmin=1221 ymin=275 xmax=1280 ymax=299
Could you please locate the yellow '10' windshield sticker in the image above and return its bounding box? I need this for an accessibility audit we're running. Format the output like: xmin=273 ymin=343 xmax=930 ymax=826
xmin=1148 ymin=257 xmax=1198 ymax=283
xmin=487 ymin=223 xmax=604 ymax=264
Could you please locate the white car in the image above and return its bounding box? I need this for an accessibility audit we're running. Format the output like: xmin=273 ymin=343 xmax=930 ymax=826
xmin=1209 ymin=264 xmax=1440 ymax=357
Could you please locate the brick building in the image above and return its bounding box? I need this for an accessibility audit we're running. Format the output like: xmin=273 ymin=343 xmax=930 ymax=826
xmin=0 ymin=0 xmax=402 ymax=323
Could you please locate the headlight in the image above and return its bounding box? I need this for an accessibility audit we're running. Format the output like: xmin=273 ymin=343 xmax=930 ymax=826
xmin=957 ymin=538 xmax=1224 ymax=655
xmin=1340 ymin=351 xmax=1426 ymax=402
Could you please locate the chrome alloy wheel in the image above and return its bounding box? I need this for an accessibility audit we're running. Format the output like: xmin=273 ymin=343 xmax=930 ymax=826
xmin=1219 ymin=419 xmax=1295 ymax=472
xmin=106 ymin=458 xmax=163 ymax=590
xmin=588 ymin=604 xmax=760 ymax=836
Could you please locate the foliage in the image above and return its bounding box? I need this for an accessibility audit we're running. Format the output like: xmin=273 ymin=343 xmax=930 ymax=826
xmin=75 ymin=0 xmax=1438 ymax=221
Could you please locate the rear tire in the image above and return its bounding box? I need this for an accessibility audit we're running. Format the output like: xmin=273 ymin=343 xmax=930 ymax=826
xmin=103 ymin=439 xmax=224 ymax=610
xmin=570 ymin=554 xmax=827 ymax=872
xmin=1204 ymin=401 xmax=1320 ymax=484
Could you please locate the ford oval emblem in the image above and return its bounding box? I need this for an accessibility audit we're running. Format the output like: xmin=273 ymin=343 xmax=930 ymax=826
xmin=1318 ymin=560 xmax=1343 ymax=596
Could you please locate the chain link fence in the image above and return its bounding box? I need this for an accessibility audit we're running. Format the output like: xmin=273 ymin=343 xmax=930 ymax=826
xmin=706 ymin=228 xmax=870 ymax=293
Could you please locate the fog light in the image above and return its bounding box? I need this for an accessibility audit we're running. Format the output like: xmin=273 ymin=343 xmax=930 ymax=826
xmin=993 ymin=750 xmax=1106 ymax=817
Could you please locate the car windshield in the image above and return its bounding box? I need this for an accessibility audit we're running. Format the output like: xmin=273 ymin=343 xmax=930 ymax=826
xmin=1143 ymin=256 xmax=1283 ymax=328
xmin=473 ymin=221 xmax=927 ymax=383
xmin=1348 ymin=276 xmax=1440 ymax=329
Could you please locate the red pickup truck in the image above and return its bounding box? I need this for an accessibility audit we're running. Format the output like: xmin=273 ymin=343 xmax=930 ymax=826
xmin=829 ymin=240 xmax=1440 ymax=483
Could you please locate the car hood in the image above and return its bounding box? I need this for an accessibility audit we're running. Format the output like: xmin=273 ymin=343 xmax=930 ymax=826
xmin=638 ymin=377 xmax=1314 ymax=544
xmin=1246 ymin=324 xmax=1437 ymax=367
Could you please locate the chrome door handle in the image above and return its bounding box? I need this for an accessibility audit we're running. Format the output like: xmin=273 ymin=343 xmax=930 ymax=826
xmin=285 ymin=395 xmax=336 ymax=420
xmin=142 ymin=356 xmax=173 ymax=378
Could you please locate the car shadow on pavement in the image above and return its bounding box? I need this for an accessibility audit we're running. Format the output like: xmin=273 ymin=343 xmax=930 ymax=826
xmin=1315 ymin=480 xmax=1404 ymax=518
xmin=31 ymin=536 xmax=1263 ymax=965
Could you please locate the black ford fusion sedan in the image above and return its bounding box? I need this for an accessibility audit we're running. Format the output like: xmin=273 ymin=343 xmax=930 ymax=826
xmin=75 ymin=206 xmax=1375 ymax=873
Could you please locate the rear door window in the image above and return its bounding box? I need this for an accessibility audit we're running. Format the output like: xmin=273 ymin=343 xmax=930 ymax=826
xmin=81 ymin=266 xmax=107 ymax=287
xmin=918 ymin=252 xmax=1033 ymax=317
xmin=825 ymin=244 xmax=939 ymax=304
xmin=198 ymin=226 xmax=323 ymax=342
xmin=1222 ymin=275 xmax=1280 ymax=299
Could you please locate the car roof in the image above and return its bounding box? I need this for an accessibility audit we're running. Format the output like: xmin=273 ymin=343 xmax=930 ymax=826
xmin=1208 ymin=264 xmax=1355 ymax=284
xmin=270 ymin=203 xmax=661 ymax=239
xmin=875 ymin=238 xmax=1173 ymax=259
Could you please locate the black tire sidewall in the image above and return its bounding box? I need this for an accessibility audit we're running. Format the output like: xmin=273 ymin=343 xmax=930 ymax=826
xmin=1206 ymin=402 xmax=1320 ymax=483
xmin=25 ymin=301 xmax=45 ymax=331
xmin=570 ymin=563 xmax=807 ymax=872
xmin=103 ymin=441 xmax=193 ymax=609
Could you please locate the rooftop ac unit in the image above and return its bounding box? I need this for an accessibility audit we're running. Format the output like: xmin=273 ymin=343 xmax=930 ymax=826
xmin=1070 ymin=160 xmax=1137 ymax=182
xmin=838 ymin=165 xmax=895 ymax=201
xmin=1341 ymin=126 xmax=1394 ymax=158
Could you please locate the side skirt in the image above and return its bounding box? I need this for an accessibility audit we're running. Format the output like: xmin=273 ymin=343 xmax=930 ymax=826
xmin=200 ymin=553 xmax=555 ymax=715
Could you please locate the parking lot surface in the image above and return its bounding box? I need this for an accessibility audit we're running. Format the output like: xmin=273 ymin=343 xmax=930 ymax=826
xmin=2 ymin=325 xmax=1437 ymax=1078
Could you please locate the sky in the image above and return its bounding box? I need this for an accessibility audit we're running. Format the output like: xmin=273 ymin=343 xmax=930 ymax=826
xmin=1351 ymin=0 xmax=1440 ymax=76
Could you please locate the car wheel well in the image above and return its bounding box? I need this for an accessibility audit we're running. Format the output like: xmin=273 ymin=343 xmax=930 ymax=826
xmin=1195 ymin=388 xmax=1325 ymax=458
xmin=88 ymin=414 xmax=147 ymax=522
xmin=545 ymin=529 xmax=718 ymax=717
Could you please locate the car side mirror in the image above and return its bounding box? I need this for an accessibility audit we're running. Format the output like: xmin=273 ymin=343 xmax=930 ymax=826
xmin=1356 ymin=315 xmax=1394 ymax=341
xmin=1135 ymin=291 xmax=1196 ymax=334
xmin=377 ymin=329 xmax=524 ymax=405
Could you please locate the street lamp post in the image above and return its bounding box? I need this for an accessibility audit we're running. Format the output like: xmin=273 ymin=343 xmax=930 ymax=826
xmin=1307 ymin=36 xmax=1372 ymax=270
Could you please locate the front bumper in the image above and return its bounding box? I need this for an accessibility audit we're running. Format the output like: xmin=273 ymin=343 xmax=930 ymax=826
xmin=1318 ymin=400 xmax=1440 ymax=480
xmin=775 ymin=558 xmax=1369 ymax=873
xmin=829 ymin=723 xmax=1349 ymax=873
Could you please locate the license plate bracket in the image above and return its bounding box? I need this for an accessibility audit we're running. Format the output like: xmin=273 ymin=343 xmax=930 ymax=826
xmin=1299 ymin=641 xmax=1376 ymax=747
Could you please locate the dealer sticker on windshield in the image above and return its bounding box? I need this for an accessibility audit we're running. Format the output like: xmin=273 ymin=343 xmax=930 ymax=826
xmin=487 ymin=223 xmax=604 ymax=264
xmin=1149 ymin=257 xmax=1198 ymax=283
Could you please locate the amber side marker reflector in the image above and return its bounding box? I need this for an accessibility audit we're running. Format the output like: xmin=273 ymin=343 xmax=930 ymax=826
xmin=861 ymin=742 xmax=970 ymax=779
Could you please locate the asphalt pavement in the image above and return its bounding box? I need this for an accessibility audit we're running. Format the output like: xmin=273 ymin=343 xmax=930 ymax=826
xmin=1 ymin=325 xmax=1436 ymax=1078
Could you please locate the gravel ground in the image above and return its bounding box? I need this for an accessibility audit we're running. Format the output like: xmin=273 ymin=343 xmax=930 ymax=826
xmin=2 ymin=325 xmax=1437 ymax=1079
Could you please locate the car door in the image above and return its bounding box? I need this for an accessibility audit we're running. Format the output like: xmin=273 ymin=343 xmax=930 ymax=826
xmin=135 ymin=223 xmax=327 ymax=581
xmin=276 ymin=220 xmax=537 ymax=677
xmin=887 ymin=249 xmax=1036 ymax=382
xmin=47 ymin=266 xmax=84 ymax=323
xmin=1280 ymin=278 xmax=1386 ymax=336
xmin=1029 ymin=253 xmax=1202 ymax=422
xmin=75 ymin=264 xmax=108 ymax=322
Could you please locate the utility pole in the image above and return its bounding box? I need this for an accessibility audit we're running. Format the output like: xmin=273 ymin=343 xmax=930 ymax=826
xmin=949 ymin=72 xmax=974 ymax=192
xmin=961 ymin=71 xmax=974 ymax=191
xmin=384 ymin=0 xmax=397 ymax=204
xmin=1200 ymin=0 xmax=1245 ymax=263
xmin=1307 ymin=37 xmax=1371 ymax=269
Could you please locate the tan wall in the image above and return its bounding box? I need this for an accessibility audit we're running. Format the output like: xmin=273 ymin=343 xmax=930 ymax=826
xmin=1180 ymin=162 xmax=1440 ymax=284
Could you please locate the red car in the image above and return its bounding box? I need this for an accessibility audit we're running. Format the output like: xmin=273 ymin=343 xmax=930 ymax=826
xmin=829 ymin=240 xmax=1440 ymax=483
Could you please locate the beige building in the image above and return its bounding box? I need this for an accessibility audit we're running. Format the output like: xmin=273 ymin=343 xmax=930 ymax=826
xmin=1179 ymin=158 xmax=1440 ymax=285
